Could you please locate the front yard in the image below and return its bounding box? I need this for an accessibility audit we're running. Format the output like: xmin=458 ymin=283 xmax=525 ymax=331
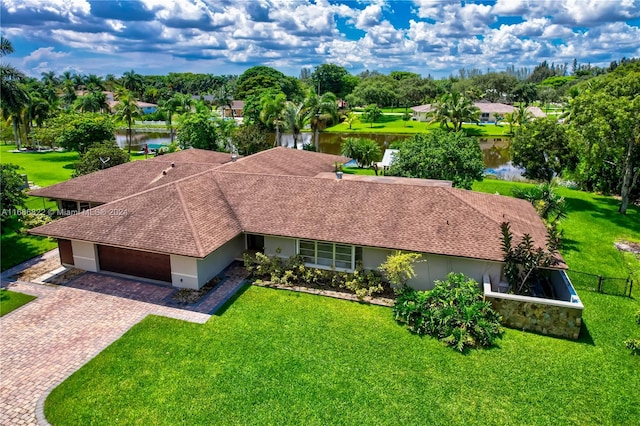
xmin=44 ymin=179 xmax=640 ymax=425
xmin=45 ymin=285 xmax=639 ymax=425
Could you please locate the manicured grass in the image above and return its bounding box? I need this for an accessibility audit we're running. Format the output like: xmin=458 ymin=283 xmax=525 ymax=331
xmin=473 ymin=179 xmax=640 ymax=297
xmin=0 ymin=288 xmax=36 ymax=316
xmin=46 ymin=284 xmax=639 ymax=425
xmin=0 ymin=144 xmax=78 ymax=188
xmin=325 ymin=115 xmax=512 ymax=136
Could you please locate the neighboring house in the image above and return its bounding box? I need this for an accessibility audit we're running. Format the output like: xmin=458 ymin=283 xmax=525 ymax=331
xmin=221 ymin=100 xmax=244 ymax=118
xmin=411 ymin=102 xmax=547 ymax=123
xmin=29 ymin=147 xmax=565 ymax=292
xmin=101 ymin=91 xmax=158 ymax=114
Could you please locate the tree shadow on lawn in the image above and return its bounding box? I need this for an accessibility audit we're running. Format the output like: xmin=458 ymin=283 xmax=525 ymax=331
xmin=560 ymin=237 xmax=581 ymax=255
xmin=564 ymin=195 xmax=640 ymax=233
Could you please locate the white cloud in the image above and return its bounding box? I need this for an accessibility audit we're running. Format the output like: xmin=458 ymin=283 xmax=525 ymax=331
xmin=22 ymin=47 xmax=70 ymax=65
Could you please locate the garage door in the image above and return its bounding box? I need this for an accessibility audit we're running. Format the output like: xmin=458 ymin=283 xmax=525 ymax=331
xmin=97 ymin=245 xmax=171 ymax=282
xmin=58 ymin=239 xmax=74 ymax=265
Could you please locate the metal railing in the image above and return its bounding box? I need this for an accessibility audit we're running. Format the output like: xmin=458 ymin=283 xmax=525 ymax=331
xmin=567 ymin=269 xmax=634 ymax=298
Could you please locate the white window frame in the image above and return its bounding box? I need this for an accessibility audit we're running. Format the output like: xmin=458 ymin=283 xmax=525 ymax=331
xmin=296 ymin=239 xmax=357 ymax=272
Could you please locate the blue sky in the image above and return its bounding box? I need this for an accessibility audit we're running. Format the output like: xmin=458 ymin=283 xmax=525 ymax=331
xmin=2 ymin=0 xmax=640 ymax=79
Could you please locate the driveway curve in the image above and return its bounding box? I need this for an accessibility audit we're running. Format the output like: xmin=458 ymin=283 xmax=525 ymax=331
xmin=0 ymin=281 xmax=210 ymax=426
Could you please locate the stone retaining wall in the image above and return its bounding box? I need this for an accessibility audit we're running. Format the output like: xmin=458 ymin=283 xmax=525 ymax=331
xmin=483 ymin=282 xmax=583 ymax=340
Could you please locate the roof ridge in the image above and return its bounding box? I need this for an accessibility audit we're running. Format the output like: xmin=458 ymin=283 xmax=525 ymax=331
xmin=210 ymin=173 xmax=244 ymax=230
xmin=444 ymin=188 xmax=536 ymax=237
xmin=175 ymin=183 xmax=205 ymax=257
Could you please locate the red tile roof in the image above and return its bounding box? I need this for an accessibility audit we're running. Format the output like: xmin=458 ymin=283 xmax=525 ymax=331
xmin=30 ymin=148 xmax=564 ymax=267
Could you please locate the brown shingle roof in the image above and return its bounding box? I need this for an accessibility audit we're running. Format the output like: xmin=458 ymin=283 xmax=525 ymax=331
xmin=147 ymin=148 xmax=234 ymax=164
xmin=31 ymin=156 xmax=563 ymax=267
xmin=30 ymin=172 xmax=242 ymax=257
xmin=218 ymin=146 xmax=349 ymax=177
xmin=28 ymin=161 xmax=214 ymax=204
xmin=28 ymin=149 xmax=229 ymax=204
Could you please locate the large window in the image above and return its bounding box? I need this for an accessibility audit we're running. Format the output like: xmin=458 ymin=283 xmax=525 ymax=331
xmin=297 ymin=239 xmax=362 ymax=270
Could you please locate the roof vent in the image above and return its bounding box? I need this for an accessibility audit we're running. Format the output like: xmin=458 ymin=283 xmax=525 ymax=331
xmin=336 ymin=171 xmax=343 ymax=180
xmin=231 ymin=152 xmax=238 ymax=162
xmin=171 ymin=162 xmax=175 ymax=168
xmin=162 ymin=170 xmax=167 ymax=175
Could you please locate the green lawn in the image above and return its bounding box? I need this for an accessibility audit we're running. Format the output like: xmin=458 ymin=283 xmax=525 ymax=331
xmin=325 ymin=115 xmax=512 ymax=136
xmin=45 ymin=285 xmax=639 ymax=425
xmin=0 ymin=144 xmax=78 ymax=187
xmin=473 ymin=179 xmax=640 ymax=296
xmin=45 ymin=180 xmax=640 ymax=425
xmin=0 ymin=288 xmax=36 ymax=317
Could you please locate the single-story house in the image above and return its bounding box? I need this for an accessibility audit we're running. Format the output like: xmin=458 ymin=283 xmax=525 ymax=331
xmin=29 ymin=147 xmax=566 ymax=292
xmin=411 ymin=102 xmax=547 ymax=123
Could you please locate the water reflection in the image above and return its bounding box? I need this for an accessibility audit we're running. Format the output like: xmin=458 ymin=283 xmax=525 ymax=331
xmin=115 ymin=131 xmax=515 ymax=173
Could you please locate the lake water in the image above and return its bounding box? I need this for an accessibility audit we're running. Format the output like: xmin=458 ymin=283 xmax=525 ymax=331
xmin=116 ymin=131 xmax=521 ymax=178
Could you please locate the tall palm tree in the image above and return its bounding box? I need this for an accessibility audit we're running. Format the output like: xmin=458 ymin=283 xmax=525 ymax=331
xmin=115 ymin=90 xmax=141 ymax=153
xmin=121 ymin=69 xmax=143 ymax=96
xmin=61 ymin=80 xmax=77 ymax=110
xmin=158 ymin=94 xmax=182 ymax=143
xmin=282 ymin=101 xmax=307 ymax=149
xmin=259 ymin=93 xmax=287 ymax=146
xmin=0 ymin=37 xmax=29 ymax=149
xmin=175 ymin=93 xmax=194 ymax=115
xmin=213 ymin=84 xmax=234 ymax=118
xmin=306 ymin=91 xmax=338 ymax=150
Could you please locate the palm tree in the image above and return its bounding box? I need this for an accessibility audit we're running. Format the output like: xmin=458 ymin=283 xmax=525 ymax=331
xmin=504 ymin=112 xmax=517 ymax=134
xmin=341 ymin=111 xmax=359 ymax=130
xmin=0 ymin=36 xmax=14 ymax=57
xmin=260 ymin=93 xmax=287 ymax=146
xmin=115 ymin=90 xmax=141 ymax=153
xmin=85 ymin=74 xmax=104 ymax=91
xmin=61 ymin=80 xmax=77 ymax=110
xmin=515 ymin=103 xmax=533 ymax=126
xmin=428 ymin=92 xmax=480 ymax=131
xmin=158 ymin=94 xmax=182 ymax=143
xmin=121 ymin=69 xmax=143 ymax=96
xmin=282 ymin=101 xmax=307 ymax=149
xmin=213 ymin=84 xmax=234 ymax=118
xmin=0 ymin=37 xmax=29 ymax=149
xmin=306 ymin=91 xmax=338 ymax=150
xmin=175 ymin=93 xmax=194 ymax=115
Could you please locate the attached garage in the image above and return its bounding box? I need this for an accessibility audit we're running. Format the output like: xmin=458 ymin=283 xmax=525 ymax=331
xmin=97 ymin=245 xmax=171 ymax=283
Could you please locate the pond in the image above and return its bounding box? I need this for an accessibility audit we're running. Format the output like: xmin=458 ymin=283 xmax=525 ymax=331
xmin=115 ymin=131 xmax=521 ymax=178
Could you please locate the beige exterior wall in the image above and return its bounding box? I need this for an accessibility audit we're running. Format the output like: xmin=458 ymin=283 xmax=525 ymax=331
xmin=170 ymin=255 xmax=199 ymax=289
xmin=71 ymin=240 xmax=99 ymax=272
xmin=196 ymin=234 xmax=245 ymax=288
xmin=362 ymin=247 xmax=502 ymax=291
xmin=264 ymin=236 xmax=296 ymax=258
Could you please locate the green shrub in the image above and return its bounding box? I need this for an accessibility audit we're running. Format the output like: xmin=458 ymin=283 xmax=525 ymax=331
xmin=625 ymin=339 xmax=640 ymax=356
xmin=393 ymin=273 xmax=503 ymax=352
xmin=244 ymin=252 xmax=387 ymax=300
xmin=18 ymin=212 xmax=52 ymax=234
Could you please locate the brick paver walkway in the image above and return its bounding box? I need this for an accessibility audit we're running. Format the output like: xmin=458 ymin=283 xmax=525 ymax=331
xmin=0 ymin=281 xmax=210 ymax=426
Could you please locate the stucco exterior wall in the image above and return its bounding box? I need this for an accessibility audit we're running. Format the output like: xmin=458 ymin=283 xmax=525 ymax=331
xmin=71 ymin=240 xmax=99 ymax=272
xmin=264 ymin=236 xmax=296 ymax=258
xmin=362 ymin=247 xmax=502 ymax=291
xmin=170 ymin=255 xmax=199 ymax=289
xmin=196 ymin=234 xmax=245 ymax=288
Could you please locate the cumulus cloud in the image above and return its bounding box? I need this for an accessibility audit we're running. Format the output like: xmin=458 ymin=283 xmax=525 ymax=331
xmin=0 ymin=0 xmax=638 ymax=78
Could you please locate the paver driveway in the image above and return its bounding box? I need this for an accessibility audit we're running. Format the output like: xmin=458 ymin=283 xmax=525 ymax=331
xmin=0 ymin=281 xmax=210 ymax=426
